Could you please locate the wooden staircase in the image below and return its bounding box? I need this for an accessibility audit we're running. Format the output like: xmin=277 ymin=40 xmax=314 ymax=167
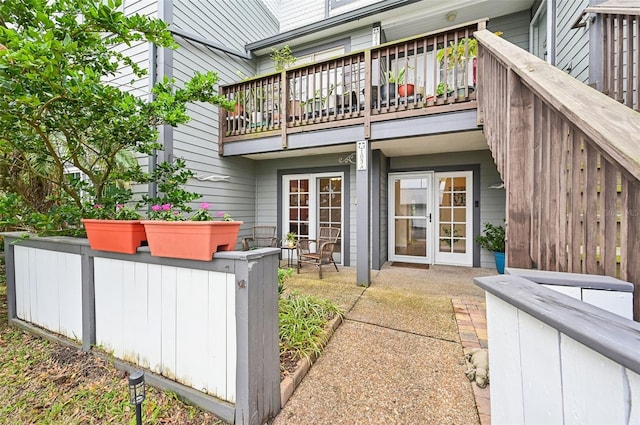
xmin=474 ymin=10 xmax=640 ymax=320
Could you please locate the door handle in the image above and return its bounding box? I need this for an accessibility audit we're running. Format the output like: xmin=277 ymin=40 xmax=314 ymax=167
xmin=428 ymin=213 xmax=432 ymax=223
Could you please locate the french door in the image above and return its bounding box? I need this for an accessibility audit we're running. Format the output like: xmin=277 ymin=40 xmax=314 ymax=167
xmin=389 ymin=170 xmax=473 ymax=266
xmin=283 ymin=173 xmax=343 ymax=263
xmin=434 ymin=171 xmax=473 ymax=266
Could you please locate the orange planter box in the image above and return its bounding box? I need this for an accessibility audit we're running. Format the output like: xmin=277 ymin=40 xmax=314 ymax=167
xmin=141 ymin=220 xmax=243 ymax=261
xmin=82 ymin=219 xmax=147 ymax=254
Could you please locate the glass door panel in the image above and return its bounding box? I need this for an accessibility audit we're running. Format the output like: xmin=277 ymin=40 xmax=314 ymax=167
xmin=389 ymin=173 xmax=432 ymax=263
xmin=286 ymin=178 xmax=309 ymax=243
xmin=317 ymin=176 xmax=342 ymax=261
xmin=435 ymin=171 xmax=473 ymax=266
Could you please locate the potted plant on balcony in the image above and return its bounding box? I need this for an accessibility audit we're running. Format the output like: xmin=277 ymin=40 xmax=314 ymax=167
xmin=383 ymin=65 xmax=417 ymax=100
xmin=139 ymin=158 xmax=242 ymax=261
xmin=475 ymin=222 xmax=506 ymax=274
xmin=437 ymin=37 xmax=477 ymax=99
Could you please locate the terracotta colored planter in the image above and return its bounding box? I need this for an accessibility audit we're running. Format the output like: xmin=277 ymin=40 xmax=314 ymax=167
xmin=141 ymin=220 xmax=243 ymax=261
xmin=397 ymin=83 xmax=415 ymax=97
xmin=82 ymin=219 xmax=147 ymax=254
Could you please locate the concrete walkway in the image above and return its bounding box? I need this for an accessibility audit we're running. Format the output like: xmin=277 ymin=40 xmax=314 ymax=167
xmin=273 ymin=264 xmax=494 ymax=425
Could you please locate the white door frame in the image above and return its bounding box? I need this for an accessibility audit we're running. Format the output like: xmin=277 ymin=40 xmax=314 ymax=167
xmin=433 ymin=170 xmax=473 ymax=267
xmin=282 ymin=172 xmax=344 ymax=263
xmin=388 ymin=171 xmax=434 ymax=264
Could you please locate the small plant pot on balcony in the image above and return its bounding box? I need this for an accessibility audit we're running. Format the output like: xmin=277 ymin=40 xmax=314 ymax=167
xmin=397 ymin=83 xmax=415 ymax=97
xmin=82 ymin=219 xmax=147 ymax=254
xmin=380 ymin=83 xmax=396 ymax=101
xmin=141 ymin=220 xmax=243 ymax=261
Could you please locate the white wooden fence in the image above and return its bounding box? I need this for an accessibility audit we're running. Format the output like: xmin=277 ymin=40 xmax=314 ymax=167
xmin=94 ymin=258 xmax=237 ymax=402
xmin=13 ymin=246 xmax=83 ymax=341
xmin=475 ymin=274 xmax=640 ymax=425
xmin=3 ymin=233 xmax=280 ymax=425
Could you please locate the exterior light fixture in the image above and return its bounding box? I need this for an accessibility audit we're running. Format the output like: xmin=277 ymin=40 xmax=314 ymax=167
xmin=446 ymin=11 xmax=457 ymax=22
xmin=128 ymin=370 xmax=145 ymax=425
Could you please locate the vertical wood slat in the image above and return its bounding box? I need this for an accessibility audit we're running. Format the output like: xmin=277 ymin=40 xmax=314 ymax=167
xmin=616 ymin=14 xmax=624 ymax=103
xmin=539 ymin=103 xmax=550 ymax=270
xmin=557 ymin=120 xmax=569 ymax=271
xmin=571 ymin=133 xmax=585 ymax=273
xmin=531 ymin=97 xmax=542 ymax=267
xmin=548 ymin=111 xmax=561 ymax=269
xmin=600 ymin=160 xmax=618 ymax=275
xmin=505 ymin=69 xmax=534 ymax=268
xmin=626 ymin=15 xmax=634 ymax=109
xmin=584 ymin=143 xmax=599 ymax=275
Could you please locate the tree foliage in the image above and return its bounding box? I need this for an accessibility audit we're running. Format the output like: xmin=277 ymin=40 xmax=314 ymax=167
xmin=0 ymin=0 xmax=234 ymax=233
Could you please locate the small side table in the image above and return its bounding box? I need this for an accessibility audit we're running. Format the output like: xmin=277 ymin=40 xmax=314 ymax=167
xmin=280 ymin=244 xmax=297 ymax=268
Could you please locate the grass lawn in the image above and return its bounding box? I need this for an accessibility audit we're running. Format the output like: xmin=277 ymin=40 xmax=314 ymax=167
xmin=0 ymin=264 xmax=341 ymax=424
xmin=0 ymin=266 xmax=223 ymax=425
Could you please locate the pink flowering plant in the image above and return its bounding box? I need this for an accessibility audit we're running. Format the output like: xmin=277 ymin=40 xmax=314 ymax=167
xmin=191 ymin=202 xmax=233 ymax=221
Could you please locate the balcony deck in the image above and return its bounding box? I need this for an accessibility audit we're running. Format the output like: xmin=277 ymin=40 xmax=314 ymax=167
xmin=220 ymin=20 xmax=487 ymax=154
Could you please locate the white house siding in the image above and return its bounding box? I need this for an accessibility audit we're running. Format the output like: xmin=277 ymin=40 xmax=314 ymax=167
xmin=555 ymin=0 xmax=590 ymax=82
xmin=390 ymin=149 xmax=505 ymax=269
xmin=170 ymin=1 xmax=278 ymax=243
xmin=487 ymin=10 xmax=531 ymax=51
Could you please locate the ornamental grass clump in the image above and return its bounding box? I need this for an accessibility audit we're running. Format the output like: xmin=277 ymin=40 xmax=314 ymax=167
xmin=279 ymin=291 xmax=342 ymax=362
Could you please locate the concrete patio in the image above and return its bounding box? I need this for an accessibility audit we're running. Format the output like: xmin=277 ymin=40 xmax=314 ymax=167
xmin=273 ymin=263 xmax=495 ymax=425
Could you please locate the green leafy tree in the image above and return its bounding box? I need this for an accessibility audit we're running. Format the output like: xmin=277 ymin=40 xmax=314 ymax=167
xmin=0 ymin=0 xmax=234 ymax=233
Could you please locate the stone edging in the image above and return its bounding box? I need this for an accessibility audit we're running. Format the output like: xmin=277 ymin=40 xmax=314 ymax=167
xmin=280 ymin=313 xmax=344 ymax=407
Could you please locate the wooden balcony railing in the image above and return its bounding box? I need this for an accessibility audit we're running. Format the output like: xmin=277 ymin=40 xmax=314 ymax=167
xmin=587 ymin=5 xmax=639 ymax=111
xmin=220 ymin=20 xmax=486 ymax=144
xmin=475 ymin=29 xmax=640 ymax=320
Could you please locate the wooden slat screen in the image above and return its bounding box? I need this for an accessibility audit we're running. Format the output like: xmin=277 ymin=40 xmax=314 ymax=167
xmin=476 ymin=29 xmax=640 ymax=320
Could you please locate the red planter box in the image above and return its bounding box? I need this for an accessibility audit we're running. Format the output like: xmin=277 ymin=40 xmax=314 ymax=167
xmin=141 ymin=220 xmax=243 ymax=261
xmin=82 ymin=219 xmax=147 ymax=254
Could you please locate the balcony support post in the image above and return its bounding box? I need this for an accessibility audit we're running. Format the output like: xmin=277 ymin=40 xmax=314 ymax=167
xmin=281 ymin=70 xmax=289 ymax=148
xmin=364 ymin=50 xmax=372 ymax=138
xmin=505 ymin=69 xmax=534 ymax=269
xmin=356 ymin=139 xmax=372 ymax=287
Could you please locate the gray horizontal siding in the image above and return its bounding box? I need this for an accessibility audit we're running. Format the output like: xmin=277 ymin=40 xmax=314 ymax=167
xmin=253 ymin=146 xmax=504 ymax=270
xmin=173 ymin=0 xmax=278 ymax=47
xmin=555 ymin=0 xmax=589 ymax=82
xmin=488 ymin=9 xmax=531 ymax=51
xmin=390 ymin=149 xmax=505 ymax=269
xmin=255 ymin=152 xmax=357 ymax=264
xmin=167 ymin=1 xmax=278 ymax=245
xmin=279 ymin=0 xmax=326 ymax=32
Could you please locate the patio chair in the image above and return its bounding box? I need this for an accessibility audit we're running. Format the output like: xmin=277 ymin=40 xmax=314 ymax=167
xmin=297 ymin=227 xmax=340 ymax=278
xmin=242 ymin=225 xmax=278 ymax=250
